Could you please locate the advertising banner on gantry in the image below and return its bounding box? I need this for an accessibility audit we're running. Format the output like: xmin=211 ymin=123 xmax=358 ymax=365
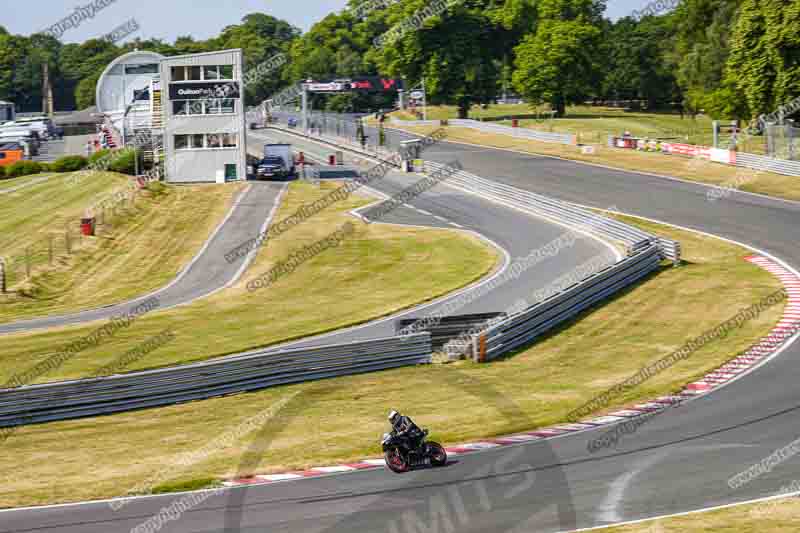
xmin=305 ymin=78 xmax=405 ymax=93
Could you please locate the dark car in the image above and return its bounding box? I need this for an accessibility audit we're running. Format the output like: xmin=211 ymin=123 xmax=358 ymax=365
xmin=257 ymin=156 xmax=288 ymax=179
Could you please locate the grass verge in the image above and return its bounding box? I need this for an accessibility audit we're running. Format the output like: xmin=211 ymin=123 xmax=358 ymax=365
xmin=398 ymin=105 xmax=763 ymax=153
xmin=393 ymin=124 xmax=800 ymax=202
xmin=606 ymin=496 xmax=800 ymax=532
xmin=0 ymin=214 xmax=784 ymax=508
xmin=0 ymin=174 xmax=243 ymax=321
xmin=0 ymin=180 xmax=499 ymax=383
xmin=0 ymin=173 xmax=54 ymax=192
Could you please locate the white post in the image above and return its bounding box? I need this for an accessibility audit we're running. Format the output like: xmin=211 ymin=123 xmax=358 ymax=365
xmin=301 ymin=85 xmax=309 ymax=135
xmin=422 ymin=78 xmax=427 ymax=121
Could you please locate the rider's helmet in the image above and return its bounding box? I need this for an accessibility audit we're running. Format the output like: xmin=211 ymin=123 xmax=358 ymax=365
xmin=388 ymin=410 xmax=400 ymax=424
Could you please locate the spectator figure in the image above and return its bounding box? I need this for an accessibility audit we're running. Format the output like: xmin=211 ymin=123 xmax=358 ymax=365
xmin=86 ymin=140 xmax=94 ymax=157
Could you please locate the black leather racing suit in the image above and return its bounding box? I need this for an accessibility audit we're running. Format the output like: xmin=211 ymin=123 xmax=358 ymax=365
xmin=391 ymin=414 xmax=424 ymax=451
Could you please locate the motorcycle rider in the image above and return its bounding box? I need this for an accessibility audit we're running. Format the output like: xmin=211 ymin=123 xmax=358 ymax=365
xmin=388 ymin=410 xmax=424 ymax=450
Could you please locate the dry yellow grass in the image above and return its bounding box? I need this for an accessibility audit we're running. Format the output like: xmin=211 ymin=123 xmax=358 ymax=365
xmin=395 ymin=125 xmax=800 ymax=202
xmin=0 ymin=181 xmax=499 ymax=383
xmin=0 ymin=215 xmax=784 ymax=508
xmin=0 ymin=173 xmax=243 ymax=321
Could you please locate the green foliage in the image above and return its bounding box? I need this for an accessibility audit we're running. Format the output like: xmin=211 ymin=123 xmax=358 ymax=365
xmin=6 ymin=161 xmax=42 ymax=178
xmin=107 ymin=149 xmax=137 ymax=175
xmin=601 ymin=16 xmax=680 ymax=108
xmin=0 ymin=14 xmax=298 ymax=112
xmin=1 ymin=3 xmax=796 ymax=127
xmin=370 ymin=0 xmax=508 ymax=118
xmin=727 ymin=0 xmax=800 ymax=119
xmin=50 ymin=155 xmax=88 ymax=173
xmin=88 ymin=149 xmax=112 ymax=166
xmin=0 ymin=165 xmax=6 ymax=178
xmin=513 ymin=0 xmax=604 ymax=116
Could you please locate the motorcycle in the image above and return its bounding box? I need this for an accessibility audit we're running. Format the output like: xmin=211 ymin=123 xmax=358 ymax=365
xmin=381 ymin=428 xmax=447 ymax=473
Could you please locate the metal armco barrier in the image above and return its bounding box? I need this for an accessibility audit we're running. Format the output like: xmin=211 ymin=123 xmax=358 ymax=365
xmin=422 ymin=161 xmax=681 ymax=263
xmin=0 ymin=334 xmax=432 ymax=428
xmin=733 ymin=152 xmax=800 ymax=177
xmin=395 ymin=312 xmax=506 ymax=350
xmin=390 ymin=117 xmax=576 ymax=145
xmin=471 ymin=245 xmax=663 ymax=362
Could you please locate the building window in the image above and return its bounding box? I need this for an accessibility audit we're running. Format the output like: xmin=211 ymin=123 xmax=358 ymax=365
xmin=125 ymin=64 xmax=158 ymax=74
xmin=173 ymin=99 xmax=235 ymax=116
xmin=204 ymin=99 xmax=222 ymax=114
xmin=171 ymin=66 xmax=185 ymax=81
xmin=220 ymin=98 xmax=235 ymax=114
xmin=170 ymin=64 xmax=236 ymax=82
xmin=206 ymin=134 xmax=222 ymax=149
xmin=173 ymin=101 xmax=190 ymax=116
xmin=222 ymin=133 xmax=238 ymax=148
xmin=204 ymin=65 xmax=221 ymax=80
xmin=174 ymin=133 xmax=237 ymax=150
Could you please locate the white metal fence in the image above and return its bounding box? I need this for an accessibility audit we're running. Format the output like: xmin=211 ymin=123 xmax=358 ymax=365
xmin=391 ymin=117 xmax=576 ymax=145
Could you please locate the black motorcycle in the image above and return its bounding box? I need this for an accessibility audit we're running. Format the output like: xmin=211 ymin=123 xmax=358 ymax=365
xmin=381 ymin=428 xmax=447 ymax=473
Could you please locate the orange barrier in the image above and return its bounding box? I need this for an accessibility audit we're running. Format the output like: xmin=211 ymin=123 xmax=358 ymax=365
xmin=0 ymin=149 xmax=23 ymax=167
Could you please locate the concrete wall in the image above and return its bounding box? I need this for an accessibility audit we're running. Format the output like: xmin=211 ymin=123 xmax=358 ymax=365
xmin=160 ymin=50 xmax=247 ymax=183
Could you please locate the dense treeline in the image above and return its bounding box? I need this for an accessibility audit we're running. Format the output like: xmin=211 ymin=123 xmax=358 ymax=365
xmin=1 ymin=0 xmax=798 ymax=121
xmin=0 ymin=14 xmax=299 ymax=112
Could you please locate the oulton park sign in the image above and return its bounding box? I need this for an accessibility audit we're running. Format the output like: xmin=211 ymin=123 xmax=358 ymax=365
xmin=169 ymin=82 xmax=242 ymax=100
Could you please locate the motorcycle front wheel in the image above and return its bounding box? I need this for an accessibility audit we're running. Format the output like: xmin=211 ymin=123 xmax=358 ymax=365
xmin=428 ymin=442 xmax=447 ymax=466
xmin=385 ymin=448 xmax=410 ymax=473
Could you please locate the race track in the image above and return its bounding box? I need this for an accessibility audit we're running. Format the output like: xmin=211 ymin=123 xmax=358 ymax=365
xmin=0 ymin=182 xmax=286 ymax=335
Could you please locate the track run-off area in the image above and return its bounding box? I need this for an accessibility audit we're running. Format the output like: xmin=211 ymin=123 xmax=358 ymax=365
xmin=1 ymin=125 xmax=800 ymax=532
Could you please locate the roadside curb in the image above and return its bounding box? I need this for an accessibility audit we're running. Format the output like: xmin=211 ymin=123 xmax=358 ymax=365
xmin=222 ymin=255 xmax=799 ymax=488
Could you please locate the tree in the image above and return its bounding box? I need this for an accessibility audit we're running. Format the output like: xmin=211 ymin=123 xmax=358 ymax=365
xmin=370 ymin=0 xmax=506 ymax=118
xmin=726 ymin=0 xmax=800 ymax=119
xmin=512 ymin=0 xmax=604 ymax=116
xmin=601 ymin=16 xmax=680 ymax=108
xmin=672 ymin=0 xmax=742 ymax=117
xmin=57 ymin=38 xmax=123 ymax=109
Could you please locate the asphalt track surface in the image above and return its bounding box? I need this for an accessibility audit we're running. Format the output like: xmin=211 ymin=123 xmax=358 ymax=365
xmin=5 ymin=128 xmax=800 ymax=532
xmin=248 ymin=129 xmax=614 ymax=348
xmin=0 ymin=182 xmax=286 ymax=335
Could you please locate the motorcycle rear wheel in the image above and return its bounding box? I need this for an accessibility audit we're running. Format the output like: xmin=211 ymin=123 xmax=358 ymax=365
xmin=385 ymin=448 xmax=410 ymax=473
xmin=428 ymin=442 xmax=447 ymax=466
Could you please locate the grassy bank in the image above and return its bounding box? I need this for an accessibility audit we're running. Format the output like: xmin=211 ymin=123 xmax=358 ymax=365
xmin=0 ymin=172 xmax=243 ymax=321
xmin=0 ymin=180 xmax=499 ymax=384
xmin=0 ymin=214 xmax=783 ymax=508
xmin=0 ymin=173 xmax=54 ymax=191
xmin=394 ymin=124 xmax=800 ymax=202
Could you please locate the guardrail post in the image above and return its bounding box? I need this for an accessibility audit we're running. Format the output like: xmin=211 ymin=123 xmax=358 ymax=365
xmin=478 ymin=333 xmax=487 ymax=363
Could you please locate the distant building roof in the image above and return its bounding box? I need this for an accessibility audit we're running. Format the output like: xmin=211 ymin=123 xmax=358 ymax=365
xmin=53 ymin=106 xmax=103 ymax=125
